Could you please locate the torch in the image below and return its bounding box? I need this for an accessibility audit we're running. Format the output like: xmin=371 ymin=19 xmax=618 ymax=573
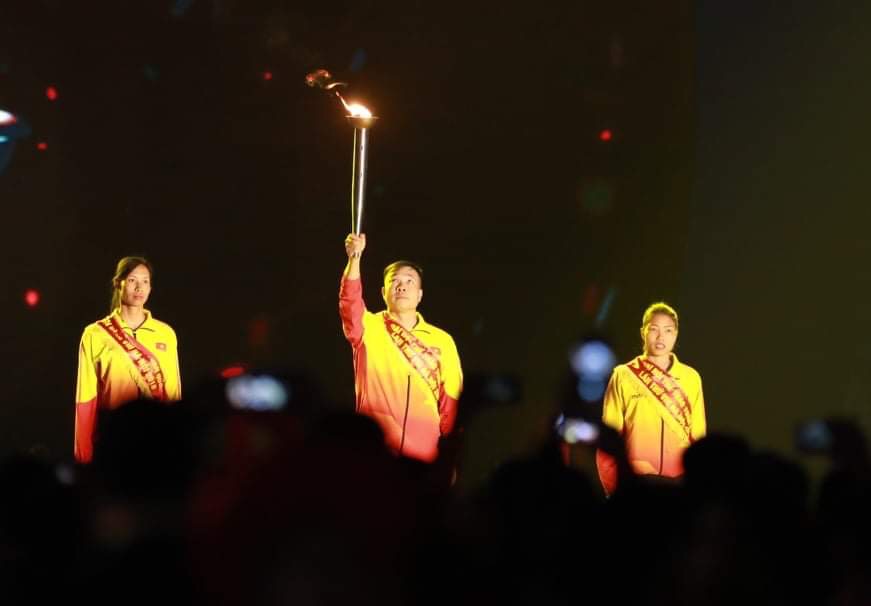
xmin=305 ymin=69 xmax=378 ymax=235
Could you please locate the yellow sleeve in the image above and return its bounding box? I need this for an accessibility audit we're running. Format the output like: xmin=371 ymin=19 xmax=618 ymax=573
xmin=601 ymin=368 xmax=625 ymax=434
xmin=75 ymin=328 xmax=100 ymax=462
xmin=166 ymin=353 xmax=182 ymax=400
xmin=75 ymin=329 xmax=98 ymax=405
xmin=174 ymin=355 xmax=182 ymax=400
xmin=164 ymin=326 xmax=182 ymax=401
xmin=441 ymin=334 xmax=463 ymax=400
xmin=597 ymin=367 xmax=626 ymax=495
xmin=691 ymin=378 xmax=706 ymax=441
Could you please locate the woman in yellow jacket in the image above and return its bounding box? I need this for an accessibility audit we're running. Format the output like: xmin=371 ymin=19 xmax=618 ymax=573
xmin=596 ymin=302 xmax=706 ymax=494
xmin=74 ymin=256 xmax=182 ymax=463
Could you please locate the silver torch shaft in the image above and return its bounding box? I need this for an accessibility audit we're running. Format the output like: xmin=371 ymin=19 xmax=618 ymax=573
xmin=348 ymin=114 xmax=376 ymax=235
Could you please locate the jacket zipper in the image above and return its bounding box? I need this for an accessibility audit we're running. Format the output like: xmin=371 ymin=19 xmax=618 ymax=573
xmin=399 ymin=375 xmax=411 ymax=455
xmin=659 ymin=418 xmax=665 ymax=474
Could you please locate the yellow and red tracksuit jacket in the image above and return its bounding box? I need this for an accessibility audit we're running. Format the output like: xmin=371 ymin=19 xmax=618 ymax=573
xmin=596 ymin=354 xmax=705 ymax=494
xmin=339 ymin=277 xmax=462 ymax=462
xmin=74 ymin=309 xmax=182 ymax=463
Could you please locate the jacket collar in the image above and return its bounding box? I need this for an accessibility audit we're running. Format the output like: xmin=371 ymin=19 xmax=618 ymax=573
xmin=111 ymin=308 xmax=156 ymax=332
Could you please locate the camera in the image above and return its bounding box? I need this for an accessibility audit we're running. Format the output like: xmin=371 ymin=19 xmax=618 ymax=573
xmin=225 ymin=373 xmax=290 ymax=412
xmin=554 ymin=413 xmax=600 ymax=445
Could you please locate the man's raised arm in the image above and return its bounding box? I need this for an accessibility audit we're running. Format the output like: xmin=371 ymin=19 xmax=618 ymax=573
xmin=339 ymin=233 xmax=367 ymax=346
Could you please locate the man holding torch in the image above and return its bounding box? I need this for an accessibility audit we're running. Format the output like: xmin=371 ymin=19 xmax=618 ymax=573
xmin=339 ymin=232 xmax=463 ymax=463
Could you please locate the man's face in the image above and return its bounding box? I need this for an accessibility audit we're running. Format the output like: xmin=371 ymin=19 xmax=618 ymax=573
xmin=382 ymin=266 xmax=423 ymax=314
xmin=643 ymin=312 xmax=677 ymax=357
xmin=119 ymin=264 xmax=151 ymax=308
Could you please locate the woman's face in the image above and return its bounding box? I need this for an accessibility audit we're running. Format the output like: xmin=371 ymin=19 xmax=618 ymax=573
xmin=643 ymin=312 xmax=677 ymax=357
xmin=118 ymin=264 xmax=151 ymax=308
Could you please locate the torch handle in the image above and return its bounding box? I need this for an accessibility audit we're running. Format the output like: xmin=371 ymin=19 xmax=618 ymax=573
xmin=351 ymin=127 xmax=370 ymax=235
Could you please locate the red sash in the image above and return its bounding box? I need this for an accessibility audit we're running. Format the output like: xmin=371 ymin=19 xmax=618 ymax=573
xmin=383 ymin=313 xmax=442 ymax=404
xmin=626 ymin=357 xmax=692 ymax=441
xmin=98 ymin=315 xmax=168 ymax=401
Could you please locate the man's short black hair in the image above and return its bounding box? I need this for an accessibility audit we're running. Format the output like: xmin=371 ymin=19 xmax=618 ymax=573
xmin=383 ymin=260 xmax=424 ymax=286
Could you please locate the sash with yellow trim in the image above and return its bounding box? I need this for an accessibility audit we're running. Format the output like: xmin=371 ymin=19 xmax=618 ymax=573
xmin=98 ymin=315 xmax=168 ymax=401
xmin=383 ymin=313 xmax=442 ymax=404
xmin=626 ymin=357 xmax=692 ymax=441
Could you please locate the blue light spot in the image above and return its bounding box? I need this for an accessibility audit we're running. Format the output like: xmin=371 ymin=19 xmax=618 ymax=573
xmin=0 ymin=142 xmax=15 ymax=175
xmin=349 ymin=49 xmax=367 ymax=72
xmin=569 ymin=340 xmax=616 ymax=380
xmin=577 ymin=378 xmax=607 ymax=403
xmin=0 ymin=112 xmax=32 ymax=175
xmin=170 ymin=0 xmax=195 ymax=17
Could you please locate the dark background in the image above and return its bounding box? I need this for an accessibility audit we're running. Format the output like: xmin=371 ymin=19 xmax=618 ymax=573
xmin=0 ymin=1 xmax=867 ymax=488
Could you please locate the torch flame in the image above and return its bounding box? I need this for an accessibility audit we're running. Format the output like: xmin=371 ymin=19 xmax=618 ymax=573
xmin=341 ymin=98 xmax=373 ymax=118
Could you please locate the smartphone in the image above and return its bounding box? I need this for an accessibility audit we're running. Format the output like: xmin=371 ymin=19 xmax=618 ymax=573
xmin=554 ymin=414 xmax=600 ymax=445
xmin=225 ymin=373 xmax=289 ymax=412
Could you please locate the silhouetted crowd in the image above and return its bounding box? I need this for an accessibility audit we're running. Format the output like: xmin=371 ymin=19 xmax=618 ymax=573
xmin=2 ymin=382 xmax=869 ymax=605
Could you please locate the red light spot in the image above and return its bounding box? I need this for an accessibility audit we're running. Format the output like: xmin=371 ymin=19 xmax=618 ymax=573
xmin=45 ymin=86 xmax=58 ymax=101
xmin=599 ymin=129 xmax=613 ymax=142
xmin=581 ymin=283 xmax=600 ymax=317
xmin=36 ymin=141 xmax=48 ymax=151
xmin=262 ymin=71 xmax=273 ymax=81
xmin=24 ymin=289 xmax=40 ymax=308
xmin=220 ymin=365 xmax=247 ymax=379
xmin=248 ymin=317 xmax=270 ymax=348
